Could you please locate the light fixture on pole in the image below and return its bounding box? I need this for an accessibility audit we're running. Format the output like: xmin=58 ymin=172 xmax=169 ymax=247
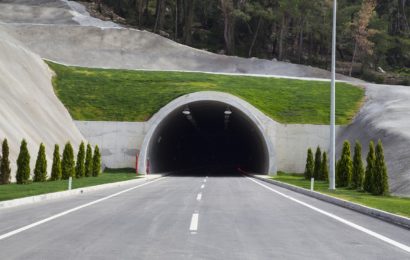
xmin=329 ymin=0 xmax=337 ymax=190
xmin=224 ymin=107 xmax=232 ymax=130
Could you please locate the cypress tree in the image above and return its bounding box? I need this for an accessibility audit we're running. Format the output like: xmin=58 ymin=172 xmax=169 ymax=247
xmin=304 ymin=148 xmax=314 ymax=180
xmin=62 ymin=142 xmax=75 ymax=180
xmin=0 ymin=139 xmax=11 ymax=184
xmin=351 ymin=141 xmax=365 ymax=190
xmin=16 ymin=139 xmax=31 ymax=184
xmin=85 ymin=144 xmax=93 ymax=177
xmin=373 ymin=140 xmax=389 ymax=195
xmin=313 ymin=146 xmax=322 ymax=180
xmin=33 ymin=143 xmax=47 ymax=182
xmin=75 ymin=142 xmax=85 ymax=178
xmin=364 ymin=141 xmax=376 ymax=193
xmin=92 ymin=145 xmax=101 ymax=177
xmin=50 ymin=144 xmax=62 ymax=181
xmin=336 ymin=141 xmax=353 ymax=187
xmin=321 ymin=151 xmax=329 ymax=182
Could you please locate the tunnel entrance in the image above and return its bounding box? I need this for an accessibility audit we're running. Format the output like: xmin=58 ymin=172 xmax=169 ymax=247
xmin=145 ymin=100 xmax=270 ymax=175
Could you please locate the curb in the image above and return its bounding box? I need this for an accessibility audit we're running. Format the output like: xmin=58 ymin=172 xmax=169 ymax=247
xmin=251 ymin=175 xmax=410 ymax=229
xmin=0 ymin=174 xmax=163 ymax=210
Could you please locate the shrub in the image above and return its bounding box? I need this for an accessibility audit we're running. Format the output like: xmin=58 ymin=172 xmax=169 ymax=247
xmin=372 ymin=140 xmax=389 ymax=195
xmin=321 ymin=151 xmax=329 ymax=182
xmin=313 ymin=146 xmax=322 ymax=180
xmin=0 ymin=139 xmax=11 ymax=184
xmin=351 ymin=141 xmax=365 ymax=190
xmin=92 ymin=145 xmax=101 ymax=177
xmin=33 ymin=143 xmax=47 ymax=182
xmin=364 ymin=141 xmax=376 ymax=193
xmin=62 ymin=142 xmax=75 ymax=180
xmin=50 ymin=144 xmax=62 ymax=181
xmin=336 ymin=141 xmax=352 ymax=187
xmin=16 ymin=139 xmax=31 ymax=184
xmin=304 ymin=148 xmax=314 ymax=180
xmin=75 ymin=142 xmax=85 ymax=178
xmin=85 ymin=144 xmax=93 ymax=177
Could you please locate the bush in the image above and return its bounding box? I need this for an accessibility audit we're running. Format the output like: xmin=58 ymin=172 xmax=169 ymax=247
xmin=16 ymin=139 xmax=31 ymax=184
xmin=372 ymin=140 xmax=389 ymax=195
xmin=75 ymin=142 xmax=85 ymax=178
xmin=50 ymin=144 xmax=62 ymax=181
xmin=351 ymin=141 xmax=365 ymax=190
xmin=62 ymin=142 xmax=75 ymax=180
xmin=313 ymin=146 xmax=322 ymax=180
xmin=304 ymin=148 xmax=314 ymax=180
xmin=92 ymin=145 xmax=101 ymax=177
xmin=85 ymin=144 xmax=93 ymax=177
xmin=0 ymin=139 xmax=11 ymax=184
xmin=33 ymin=143 xmax=47 ymax=182
xmin=364 ymin=141 xmax=376 ymax=193
xmin=321 ymin=151 xmax=329 ymax=182
xmin=336 ymin=141 xmax=352 ymax=188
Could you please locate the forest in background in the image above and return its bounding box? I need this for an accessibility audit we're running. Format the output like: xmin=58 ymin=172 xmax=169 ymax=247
xmin=82 ymin=0 xmax=410 ymax=85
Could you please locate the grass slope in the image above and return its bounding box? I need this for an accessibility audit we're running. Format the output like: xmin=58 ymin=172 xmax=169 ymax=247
xmin=48 ymin=62 xmax=364 ymax=124
xmin=273 ymin=172 xmax=410 ymax=218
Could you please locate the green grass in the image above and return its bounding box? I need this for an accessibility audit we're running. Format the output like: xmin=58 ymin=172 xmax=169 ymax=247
xmin=272 ymin=172 xmax=410 ymax=218
xmin=47 ymin=61 xmax=364 ymax=124
xmin=0 ymin=169 xmax=140 ymax=202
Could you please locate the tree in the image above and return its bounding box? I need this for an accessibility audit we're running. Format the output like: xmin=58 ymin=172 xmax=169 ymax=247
xmin=220 ymin=0 xmax=236 ymax=54
xmin=62 ymin=142 xmax=75 ymax=180
xmin=0 ymin=139 xmax=11 ymax=184
xmin=16 ymin=139 xmax=31 ymax=184
xmin=321 ymin=151 xmax=329 ymax=182
xmin=313 ymin=146 xmax=322 ymax=180
xmin=351 ymin=140 xmax=365 ymax=190
xmin=85 ymin=144 xmax=93 ymax=177
xmin=372 ymin=139 xmax=389 ymax=195
xmin=364 ymin=141 xmax=375 ymax=193
xmin=304 ymin=148 xmax=314 ymax=180
xmin=92 ymin=145 xmax=101 ymax=177
xmin=50 ymin=144 xmax=62 ymax=181
xmin=75 ymin=142 xmax=85 ymax=178
xmin=336 ymin=141 xmax=353 ymax=188
xmin=33 ymin=143 xmax=47 ymax=182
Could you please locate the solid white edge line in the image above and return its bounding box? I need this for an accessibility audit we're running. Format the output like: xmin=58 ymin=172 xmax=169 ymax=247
xmin=197 ymin=193 xmax=202 ymax=201
xmin=0 ymin=177 xmax=165 ymax=241
xmin=246 ymin=177 xmax=410 ymax=253
xmin=190 ymin=213 xmax=199 ymax=231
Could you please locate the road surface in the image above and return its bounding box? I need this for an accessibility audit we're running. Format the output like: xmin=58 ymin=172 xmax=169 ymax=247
xmin=0 ymin=171 xmax=409 ymax=259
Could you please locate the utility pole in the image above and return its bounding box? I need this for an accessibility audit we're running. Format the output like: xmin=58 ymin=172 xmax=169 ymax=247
xmin=329 ymin=0 xmax=337 ymax=190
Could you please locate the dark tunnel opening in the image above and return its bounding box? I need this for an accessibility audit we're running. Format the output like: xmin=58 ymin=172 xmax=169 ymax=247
xmin=147 ymin=101 xmax=269 ymax=175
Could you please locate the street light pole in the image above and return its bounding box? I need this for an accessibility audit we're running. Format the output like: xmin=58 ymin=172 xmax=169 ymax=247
xmin=329 ymin=0 xmax=337 ymax=190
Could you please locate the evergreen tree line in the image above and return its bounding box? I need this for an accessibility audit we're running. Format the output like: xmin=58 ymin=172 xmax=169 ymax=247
xmin=304 ymin=139 xmax=389 ymax=195
xmin=0 ymin=139 xmax=101 ymax=185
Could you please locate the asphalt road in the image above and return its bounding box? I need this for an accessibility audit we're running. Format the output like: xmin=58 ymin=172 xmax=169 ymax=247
xmin=0 ymin=172 xmax=409 ymax=259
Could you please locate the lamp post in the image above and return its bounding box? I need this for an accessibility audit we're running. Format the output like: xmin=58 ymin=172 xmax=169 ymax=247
xmin=329 ymin=0 xmax=337 ymax=190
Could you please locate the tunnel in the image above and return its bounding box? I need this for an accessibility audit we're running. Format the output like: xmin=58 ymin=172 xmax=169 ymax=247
xmin=141 ymin=98 xmax=271 ymax=175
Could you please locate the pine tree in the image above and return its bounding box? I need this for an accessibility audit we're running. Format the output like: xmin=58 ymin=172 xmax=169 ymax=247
xmin=321 ymin=151 xmax=329 ymax=182
xmin=75 ymin=142 xmax=85 ymax=178
xmin=336 ymin=141 xmax=353 ymax=187
xmin=304 ymin=148 xmax=314 ymax=180
xmin=85 ymin=144 xmax=93 ymax=177
xmin=372 ymin=140 xmax=389 ymax=195
xmin=50 ymin=144 xmax=62 ymax=181
xmin=92 ymin=145 xmax=101 ymax=177
xmin=62 ymin=142 xmax=75 ymax=180
xmin=364 ymin=141 xmax=376 ymax=193
xmin=0 ymin=139 xmax=11 ymax=184
xmin=351 ymin=141 xmax=365 ymax=190
xmin=16 ymin=139 xmax=31 ymax=184
xmin=313 ymin=146 xmax=322 ymax=180
xmin=33 ymin=143 xmax=47 ymax=182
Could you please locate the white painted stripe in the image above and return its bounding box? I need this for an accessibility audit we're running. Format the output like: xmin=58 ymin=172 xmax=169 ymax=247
xmin=0 ymin=177 xmax=165 ymax=241
xmin=203 ymin=179 xmax=207 ymax=183
xmin=246 ymin=177 xmax=410 ymax=253
xmin=196 ymin=193 xmax=202 ymax=201
xmin=201 ymin=184 xmax=205 ymax=189
xmin=206 ymin=176 xmax=208 ymax=179
xmin=190 ymin=213 xmax=199 ymax=231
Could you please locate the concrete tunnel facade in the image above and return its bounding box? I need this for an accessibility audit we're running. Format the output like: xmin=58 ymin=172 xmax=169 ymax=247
xmin=137 ymin=92 xmax=277 ymax=174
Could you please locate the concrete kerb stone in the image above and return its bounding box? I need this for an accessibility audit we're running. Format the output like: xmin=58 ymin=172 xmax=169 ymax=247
xmin=0 ymin=174 xmax=164 ymax=210
xmin=251 ymin=175 xmax=410 ymax=229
